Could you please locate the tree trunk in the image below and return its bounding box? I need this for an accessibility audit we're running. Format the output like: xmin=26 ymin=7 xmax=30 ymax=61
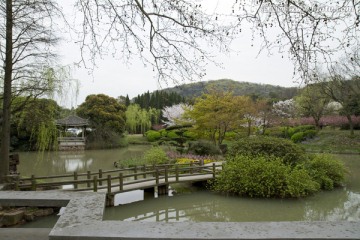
xmin=346 ymin=114 xmax=354 ymax=137
xmin=247 ymin=120 xmax=252 ymax=137
xmin=314 ymin=117 xmax=320 ymax=130
xmin=0 ymin=0 xmax=13 ymax=182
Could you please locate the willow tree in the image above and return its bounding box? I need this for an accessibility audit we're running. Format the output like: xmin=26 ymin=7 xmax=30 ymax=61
xmin=0 ymin=0 xmax=65 ymax=181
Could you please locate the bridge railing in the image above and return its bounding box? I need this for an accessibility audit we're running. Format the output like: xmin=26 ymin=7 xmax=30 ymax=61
xmin=9 ymin=162 xmax=223 ymax=193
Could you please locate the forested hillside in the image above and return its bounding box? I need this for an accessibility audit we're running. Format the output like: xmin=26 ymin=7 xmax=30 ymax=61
xmin=132 ymin=79 xmax=298 ymax=110
xmin=163 ymin=79 xmax=298 ymax=100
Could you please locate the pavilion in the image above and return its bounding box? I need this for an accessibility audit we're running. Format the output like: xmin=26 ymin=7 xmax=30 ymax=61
xmin=56 ymin=115 xmax=89 ymax=151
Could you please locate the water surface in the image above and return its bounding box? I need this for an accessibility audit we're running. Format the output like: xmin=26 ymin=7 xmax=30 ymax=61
xmin=16 ymin=150 xmax=360 ymax=225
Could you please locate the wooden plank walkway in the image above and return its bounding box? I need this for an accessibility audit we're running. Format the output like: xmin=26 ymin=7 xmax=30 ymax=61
xmin=9 ymin=162 xmax=223 ymax=199
xmin=101 ymin=173 xmax=214 ymax=194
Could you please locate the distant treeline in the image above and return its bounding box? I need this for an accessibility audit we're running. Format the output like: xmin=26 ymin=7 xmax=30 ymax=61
xmin=133 ymin=90 xmax=186 ymax=110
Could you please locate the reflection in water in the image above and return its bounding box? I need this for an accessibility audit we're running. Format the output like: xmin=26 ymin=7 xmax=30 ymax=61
xmin=105 ymin=186 xmax=360 ymax=223
xmin=304 ymin=190 xmax=360 ymax=221
xmin=105 ymin=154 xmax=360 ymax=223
xmin=17 ymin=150 xmax=360 ymax=223
xmin=17 ymin=145 xmax=151 ymax=176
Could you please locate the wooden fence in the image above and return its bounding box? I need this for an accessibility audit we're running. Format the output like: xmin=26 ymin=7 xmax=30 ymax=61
xmin=11 ymin=162 xmax=222 ymax=195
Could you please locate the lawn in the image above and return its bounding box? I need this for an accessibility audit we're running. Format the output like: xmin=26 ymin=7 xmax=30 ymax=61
xmin=300 ymin=128 xmax=360 ymax=154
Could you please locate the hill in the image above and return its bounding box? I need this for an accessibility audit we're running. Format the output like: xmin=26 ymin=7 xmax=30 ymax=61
xmin=163 ymin=79 xmax=298 ymax=100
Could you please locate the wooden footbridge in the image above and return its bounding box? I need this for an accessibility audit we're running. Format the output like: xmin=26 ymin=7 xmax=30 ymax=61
xmin=10 ymin=162 xmax=223 ymax=206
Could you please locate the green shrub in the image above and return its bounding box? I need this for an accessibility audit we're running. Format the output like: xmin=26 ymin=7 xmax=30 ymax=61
xmin=227 ymin=136 xmax=306 ymax=165
xmin=225 ymin=131 xmax=237 ymax=140
xmin=285 ymin=166 xmax=320 ymax=197
xmin=306 ymin=154 xmax=346 ymax=190
xmin=159 ymin=129 xmax=167 ymax=137
xmin=291 ymin=132 xmax=305 ymax=143
xmin=303 ymin=130 xmax=317 ymax=139
xmin=188 ymin=140 xmax=221 ymax=156
xmin=145 ymin=130 xmax=161 ymax=142
xmin=287 ymin=127 xmax=296 ymax=138
xmin=183 ymin=130 xmax=197 ymax=140
xmin=283 ymin=125 xmax=316 ymax=138
xmin=213 ymin=155 xmax=319 ymax=198
xmin=167 ymin=130 xmax=179 ymax=139
xmin=264 ymin=127 xmax=286 ymax=138
xmin=143 ymin=147 xmax=169 ymax=165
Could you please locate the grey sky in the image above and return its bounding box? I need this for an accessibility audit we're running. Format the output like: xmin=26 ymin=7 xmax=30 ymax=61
xmin=58 ymin=1 xmax=299 ymax=108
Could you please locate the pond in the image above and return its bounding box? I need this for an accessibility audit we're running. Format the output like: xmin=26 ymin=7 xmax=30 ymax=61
xmin=16 ymin=149 xmax=360 ymax=226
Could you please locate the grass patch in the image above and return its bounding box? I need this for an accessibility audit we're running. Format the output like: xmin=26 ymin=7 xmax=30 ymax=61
xmin=125 ymin=134 xmax=151 ymax=145
xmin=300 ymin=129 xmax=360 ymax=154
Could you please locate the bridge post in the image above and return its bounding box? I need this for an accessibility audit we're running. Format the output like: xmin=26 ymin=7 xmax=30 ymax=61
xmin=106 ymin=193 xmax=115 ymax=207
xmin=152 ymin=164 xmax=156 ymax=177
xmin=119 ymin=173 xmax=123 ymax=191
xmin=87 ymin=171 xmax=91 ymax=187
xmin=142 ymin=164 xmax=147 ymax=178
xmin=156 ymin=169 xmax=159 ymax=185
xmin=14 ymin=178 xmax=19 ymax=191
xmin=175 ymin=166 xmax=179 ymax=182
xmin=93 ymin=176 xmax=98 ymax=192
xmin=190 ymin=162 xmax=193 ymax=174
xmin=107 ymin=175 xmax=111 ymax=193
xmin=164 ymin=166 xmax=168 ymax=183
xmin=31 ymin=175 xmax=36 ymax=191
xmin=73 ymin=172 xmax=78 ymax=189
xmin=134 ymin=166 xmax=138 ymax=180
xmin=212 ymin=163 xmax=216 ymax=178
xmin=157 ymin=185 xmax=168 ymax=195
xmin=99 ymin=169 xmax=103 ymax=186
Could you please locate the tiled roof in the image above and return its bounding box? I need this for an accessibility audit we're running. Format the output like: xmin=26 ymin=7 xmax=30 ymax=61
xmin=56 ymin=115 xmax=89 ymax=126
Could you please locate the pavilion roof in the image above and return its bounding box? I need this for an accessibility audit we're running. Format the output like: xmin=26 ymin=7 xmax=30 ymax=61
xmin=56 ymin=115 xmax=89 ymax=127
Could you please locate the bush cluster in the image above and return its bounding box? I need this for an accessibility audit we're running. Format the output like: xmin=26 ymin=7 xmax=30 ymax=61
xmin=188 ymin=140 xmax=221 ymax=156
xmin=214 ymin=155 xmax=320 ymax=198
xmin=227 ymin=136 xmax=306 ymax=165
xmin=290 ymin=129 xmax=318 ymax=143
xmin=283 ymin=125 xmax=318 ymax=143
xmin=306 ymin=154 xmax=346 ymax=190
xmin=213 ymin=136 xmax=346 ymax=198
xmin=145 ymin=130 xmax=162 ymax=142
xmin=143 ymin=147 xmax=169 ymax=165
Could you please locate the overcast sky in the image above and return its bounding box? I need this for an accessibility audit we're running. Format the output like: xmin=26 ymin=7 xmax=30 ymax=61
xmin=58 ymin=1 xmax=299 ymax=108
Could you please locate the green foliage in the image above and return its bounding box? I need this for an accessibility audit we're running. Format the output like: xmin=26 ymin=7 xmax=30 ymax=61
xmin=77 ymin=94 xmax=126 ymax=134
xmin=188 ymin=140 xmax=221 ymax=156
xmin=126 ymin=134 xmax=151 ymax=145
xmin=291 ymin=132 xmax=305 ymax=143
xmin=303 ymin=130 xmax=317 ymax=139
xmin=227 ymin=136 xmax=306 ymax=165
xmin=186 ymin=90 xmax=251 ymax=145
xmin=285 ymin=166 xmax=320 ymax=197
xmin=289 ymin=127 xmax=318 ymax=143
xmin=145 ymin=130 xmax=161 ymax=142
xmin=125 ymin=104 xmax=161 ymax=134
xmin=285 ymin=125 xmax=316 ymax=138
xmin=213 ymin=155 xmax=319 ymax=198
xmin=86 ymin=130 xmax=125 ymax=149
xmin=77 ymin=94 xmax=127 ymax=149
xmin=167 ymin=130 xmax=179 ymax=139
xmin=133 ymin=90 xmax=186 ymax=110
xmin=143 ymin=147 xmax=169 ymax=165
xmin=11 ymin=98 xmax=61 ymax=151
xmin=306 ymin=154 xmax=346 ymax=190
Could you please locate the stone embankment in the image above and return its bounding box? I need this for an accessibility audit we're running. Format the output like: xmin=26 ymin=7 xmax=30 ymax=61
xmin=0 ymin=206 xmax=58 ymax=227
